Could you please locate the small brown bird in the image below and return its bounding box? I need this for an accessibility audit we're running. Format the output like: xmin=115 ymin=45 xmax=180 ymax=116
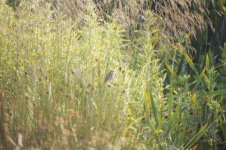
xmin=104 ymin=70 xmax=114 ymax=83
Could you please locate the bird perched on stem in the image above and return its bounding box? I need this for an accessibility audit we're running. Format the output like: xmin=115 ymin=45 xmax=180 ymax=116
xmin=104 ymin=70 xmax=114 ymax=83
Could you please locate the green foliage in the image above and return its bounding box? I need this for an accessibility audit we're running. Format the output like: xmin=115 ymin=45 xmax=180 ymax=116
xmin=0 ymin=1 xmax=163 ymax=149
xmin=0 ymin=0 xmax=225 ymax=150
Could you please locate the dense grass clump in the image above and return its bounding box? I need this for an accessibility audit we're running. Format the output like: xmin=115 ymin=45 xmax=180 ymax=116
xmin=0 ymin=1 xmax=163 ymax=149
xmin=0 ymin=1 xmax=225 ymax=150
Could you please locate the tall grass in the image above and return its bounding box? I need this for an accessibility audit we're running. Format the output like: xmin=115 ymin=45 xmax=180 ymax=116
xmin=0 ymin=0 xmax=225 ymax=149
xmin=0 ymin=1 xmax=163 ymax=149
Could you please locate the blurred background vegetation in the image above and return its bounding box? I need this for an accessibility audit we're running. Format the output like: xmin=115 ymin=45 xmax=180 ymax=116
xmin=0 ymin=0 xmax=225 ymax=149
